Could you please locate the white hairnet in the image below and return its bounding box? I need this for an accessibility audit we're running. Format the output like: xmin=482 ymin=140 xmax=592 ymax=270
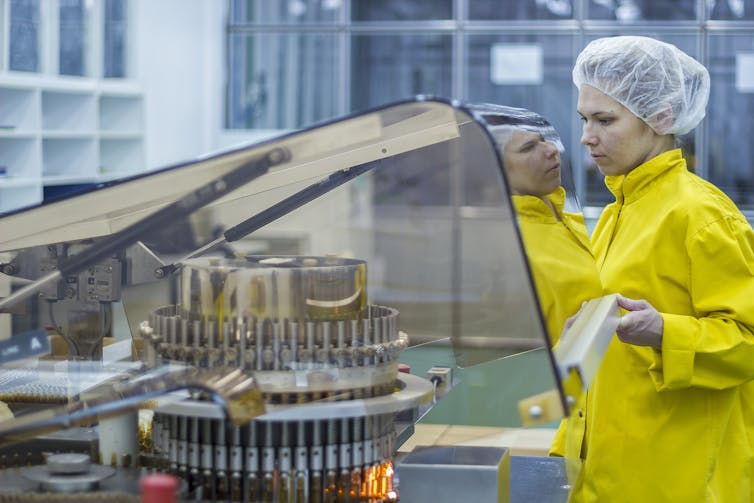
xmin=472 ymin=104 xmax=565 ymax=154
xmin=573 ymin=36 xmax=710 ymax=135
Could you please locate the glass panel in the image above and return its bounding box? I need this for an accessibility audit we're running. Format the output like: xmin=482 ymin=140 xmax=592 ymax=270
xmin=465 ymin=33 xmax=576 ymax=199
xmin=577 ymin=32 xmax=699 ymax=206
xmin=587 ymin=0 xmax=697 ymax=20
xmin=707 ymin=34 xmax=754 ymax=208
xmin=103 ymin=0 xmax=127 ymax=78
xmin=59 ymin=0 xmax=88 ymax=76
xmin=469 ymin=0 xmax=574 ymax=20
xmin=351 ymin=0 xmax=452 ymax=21
xmin=9 ymin=0 xmax=40 ymax=73
xmin=0 ymin=100 xmax=564 ymax=435
xmin=230 ymin=0 xmax=341 ymax=24
xmin=227 ymin=32 xmax=339 ymax=129
xmin=709 ymin=0 xmax=754 ymax=19
xmin=350 ymin=34 xmax=452 ymax=112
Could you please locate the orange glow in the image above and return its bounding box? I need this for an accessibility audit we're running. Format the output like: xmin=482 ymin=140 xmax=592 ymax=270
xmin=356 ymin=461 xmax=396 ymax=501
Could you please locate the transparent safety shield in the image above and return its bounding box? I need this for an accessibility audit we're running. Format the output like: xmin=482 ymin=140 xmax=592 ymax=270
xmin=0 ymin=99 xmax=571 ymax=496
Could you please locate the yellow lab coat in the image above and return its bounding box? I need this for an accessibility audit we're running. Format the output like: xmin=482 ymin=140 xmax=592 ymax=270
xmin=512 ymin=187 xmax=603 ymax=347
xmin=570 ymin=149 xmax=754 ymax=502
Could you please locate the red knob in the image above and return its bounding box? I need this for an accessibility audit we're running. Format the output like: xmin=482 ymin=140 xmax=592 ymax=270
xmin=140 ymin=473 xmax=179 ymax=503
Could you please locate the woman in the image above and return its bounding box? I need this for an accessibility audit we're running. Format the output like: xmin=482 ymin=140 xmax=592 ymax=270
xmin=491 ymin=119 xmax=603 ymax=349
xmin=488 ymin=114 xmax=603 ymax=484
xmin=491 ymin=118 xmax=604 ymax=483
xmin=569 ymin=35 xmax=754 ymax=502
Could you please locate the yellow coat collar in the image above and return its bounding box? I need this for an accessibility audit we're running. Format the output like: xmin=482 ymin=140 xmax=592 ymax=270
xmin=604 ymin=149 xmax=686 ymax=204
xmin=511 ymin=186 xmax=566 ymax=223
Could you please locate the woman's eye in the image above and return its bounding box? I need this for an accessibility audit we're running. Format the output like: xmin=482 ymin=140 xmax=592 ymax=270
xmin=598 ymin=118 xmax=612 ymax=126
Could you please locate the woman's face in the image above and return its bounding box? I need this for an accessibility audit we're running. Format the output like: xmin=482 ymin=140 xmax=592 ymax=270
xmin=578 ymin=85 xmax=670 ymax=176
xmin=503 ymin=129 xmax=561 ymax=197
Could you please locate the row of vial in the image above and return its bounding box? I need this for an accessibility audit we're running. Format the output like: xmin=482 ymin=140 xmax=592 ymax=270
xmin=145 ymin=414 xmax=399 ymax=502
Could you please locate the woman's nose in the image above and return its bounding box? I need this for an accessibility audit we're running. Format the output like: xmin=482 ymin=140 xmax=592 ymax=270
xmin=581 ymin=130 xmax=594 ymax=145
xmin=581 ymin=126 xmax=595 ymax=146
xmin=544 ymin=142 xmax=558 ymax=157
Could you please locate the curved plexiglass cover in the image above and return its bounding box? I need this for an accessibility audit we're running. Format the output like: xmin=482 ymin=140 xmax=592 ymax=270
xmin=0 ymin=98 xmax=565 ymax=439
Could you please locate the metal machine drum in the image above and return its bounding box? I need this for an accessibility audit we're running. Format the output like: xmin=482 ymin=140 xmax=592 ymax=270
xmin=143 ymin=255 xmax=406 ymax=403
xmin=139 ymin=255 xmax=419 ymax=502
xmin=179 ymin=256 xmax=367 ymax=323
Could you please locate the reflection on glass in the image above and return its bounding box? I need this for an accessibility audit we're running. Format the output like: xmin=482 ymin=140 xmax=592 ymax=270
xmin=481 ymin=107 xmax=603 ymax=347
xmin=9 ymin=0 xmax=40 ymax=73
xmin=350 ymin=34 xmax=452 ymax=112
xmin=230 ymin=0 xmax=341 ymax=24
xmin=103 ymin=0 xmax=127 ymax=78
xmin=709 ymin=0 xmax=754 ymax=19
xmin=227 ymin=32 xmax=339 ymax=129
xmin=707 ymin=34 xmax=754 ymax=207
xmin=59 ymin=0 xmax=87 ymax=77
xmin=480 ymin=106 xmax=603 ymax=488
xmin=469 ymin=0 xmax=573 ymax=20
xmin=351 ymin=0 xmax=452 ymax=21
xmin=587 ymin=0 xmax=696 ymax=20
xmin=464 ymin=33 xmax=575 ymax=174
xmin=0 ymin=100 xmax=565 ymax=464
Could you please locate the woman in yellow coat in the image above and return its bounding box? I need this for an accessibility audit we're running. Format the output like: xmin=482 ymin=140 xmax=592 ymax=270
xmin=569 ymin=35 xmax=754 ymax=502
xmin=491 ymin=119 xmax=603 ymax=348
xmin=489 ymin=113 xmax=604 ymax=477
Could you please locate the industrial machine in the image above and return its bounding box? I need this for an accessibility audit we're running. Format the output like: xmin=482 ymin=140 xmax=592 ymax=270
xmin=0 ymin=98 xmax=586 ymax=502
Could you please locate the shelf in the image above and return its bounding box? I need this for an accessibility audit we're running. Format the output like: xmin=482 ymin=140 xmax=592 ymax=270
xmin=42 ymin=175 xmax=101 ymax=186
xmin=0 ymin=87 xmax=39 ymax=130
xmin=0 ymin=130 xmax=39 ymax=138
xmin=0 ymin=177 xmax=42 ymax=188
xmin=0 ymin=137 xmax=41 ymax=178
xmin=42 ymin=138 xmax=97 ymax=178
xmin=0 ymin=184 xmax=42 ymax=213
xmin=99 ymin=95 xmax=143 ymax=131
xmin=0 ymin=80 xmax=144 ymax=213
xmin=42 ymin=131 xmax=98 ymax=139
xmin=99 ymin=138 xmax=144 ymax=175
xmin=42 ymin=90 xmax=97 ymax=132
xmin=99 ymin=131 xmax=141 ymax=140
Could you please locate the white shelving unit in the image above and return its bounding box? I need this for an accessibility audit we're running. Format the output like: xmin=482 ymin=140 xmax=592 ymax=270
xmin=0 ymin=79 xmax=144 ymax=213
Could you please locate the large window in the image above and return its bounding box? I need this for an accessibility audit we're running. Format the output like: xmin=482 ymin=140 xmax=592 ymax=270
xmin=5 ymin=0 xmax=128 ymax=78
xmin=351 ymin=33 xmax=452 ymax=112
xmin=59 ymin=0 xmax=88 ymax=76
xmin=707 ymin=34 xmax=754 ymax=204
xmin=9 ymin=0 xmax=40 ymax=72
xmin=226 ymin=0 xmax=754 ymax=209
xmin=103 ymin=0 xmax=128 ymax=78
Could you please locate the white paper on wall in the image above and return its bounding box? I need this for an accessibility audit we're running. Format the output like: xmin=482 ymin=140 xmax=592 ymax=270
xmin=735 ymin=52 xmax=754 ymax=93
xmin=490 ymin=44 xmax=544 ymax=85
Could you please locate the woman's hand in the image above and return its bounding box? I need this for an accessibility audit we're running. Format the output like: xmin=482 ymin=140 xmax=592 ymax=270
xmin=616 ymin=295 xmax=663 ymax=350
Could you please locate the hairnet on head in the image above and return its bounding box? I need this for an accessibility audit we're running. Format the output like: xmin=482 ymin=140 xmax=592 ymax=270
xmin=468 ymin=104 xmax=565 ymax=154
xmin=466 ymin=102 xmax=581 ymax=212
xmin=573 ymin=36 xmax=710 ymax=135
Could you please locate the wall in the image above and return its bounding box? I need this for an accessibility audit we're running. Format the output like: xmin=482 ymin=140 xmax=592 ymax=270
xmin=135 ymin=0 xmax=219 ymax=170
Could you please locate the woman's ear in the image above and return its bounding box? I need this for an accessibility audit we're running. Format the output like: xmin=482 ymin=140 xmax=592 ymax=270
xmin=651 ymin=103 xmax=674 ymax=134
